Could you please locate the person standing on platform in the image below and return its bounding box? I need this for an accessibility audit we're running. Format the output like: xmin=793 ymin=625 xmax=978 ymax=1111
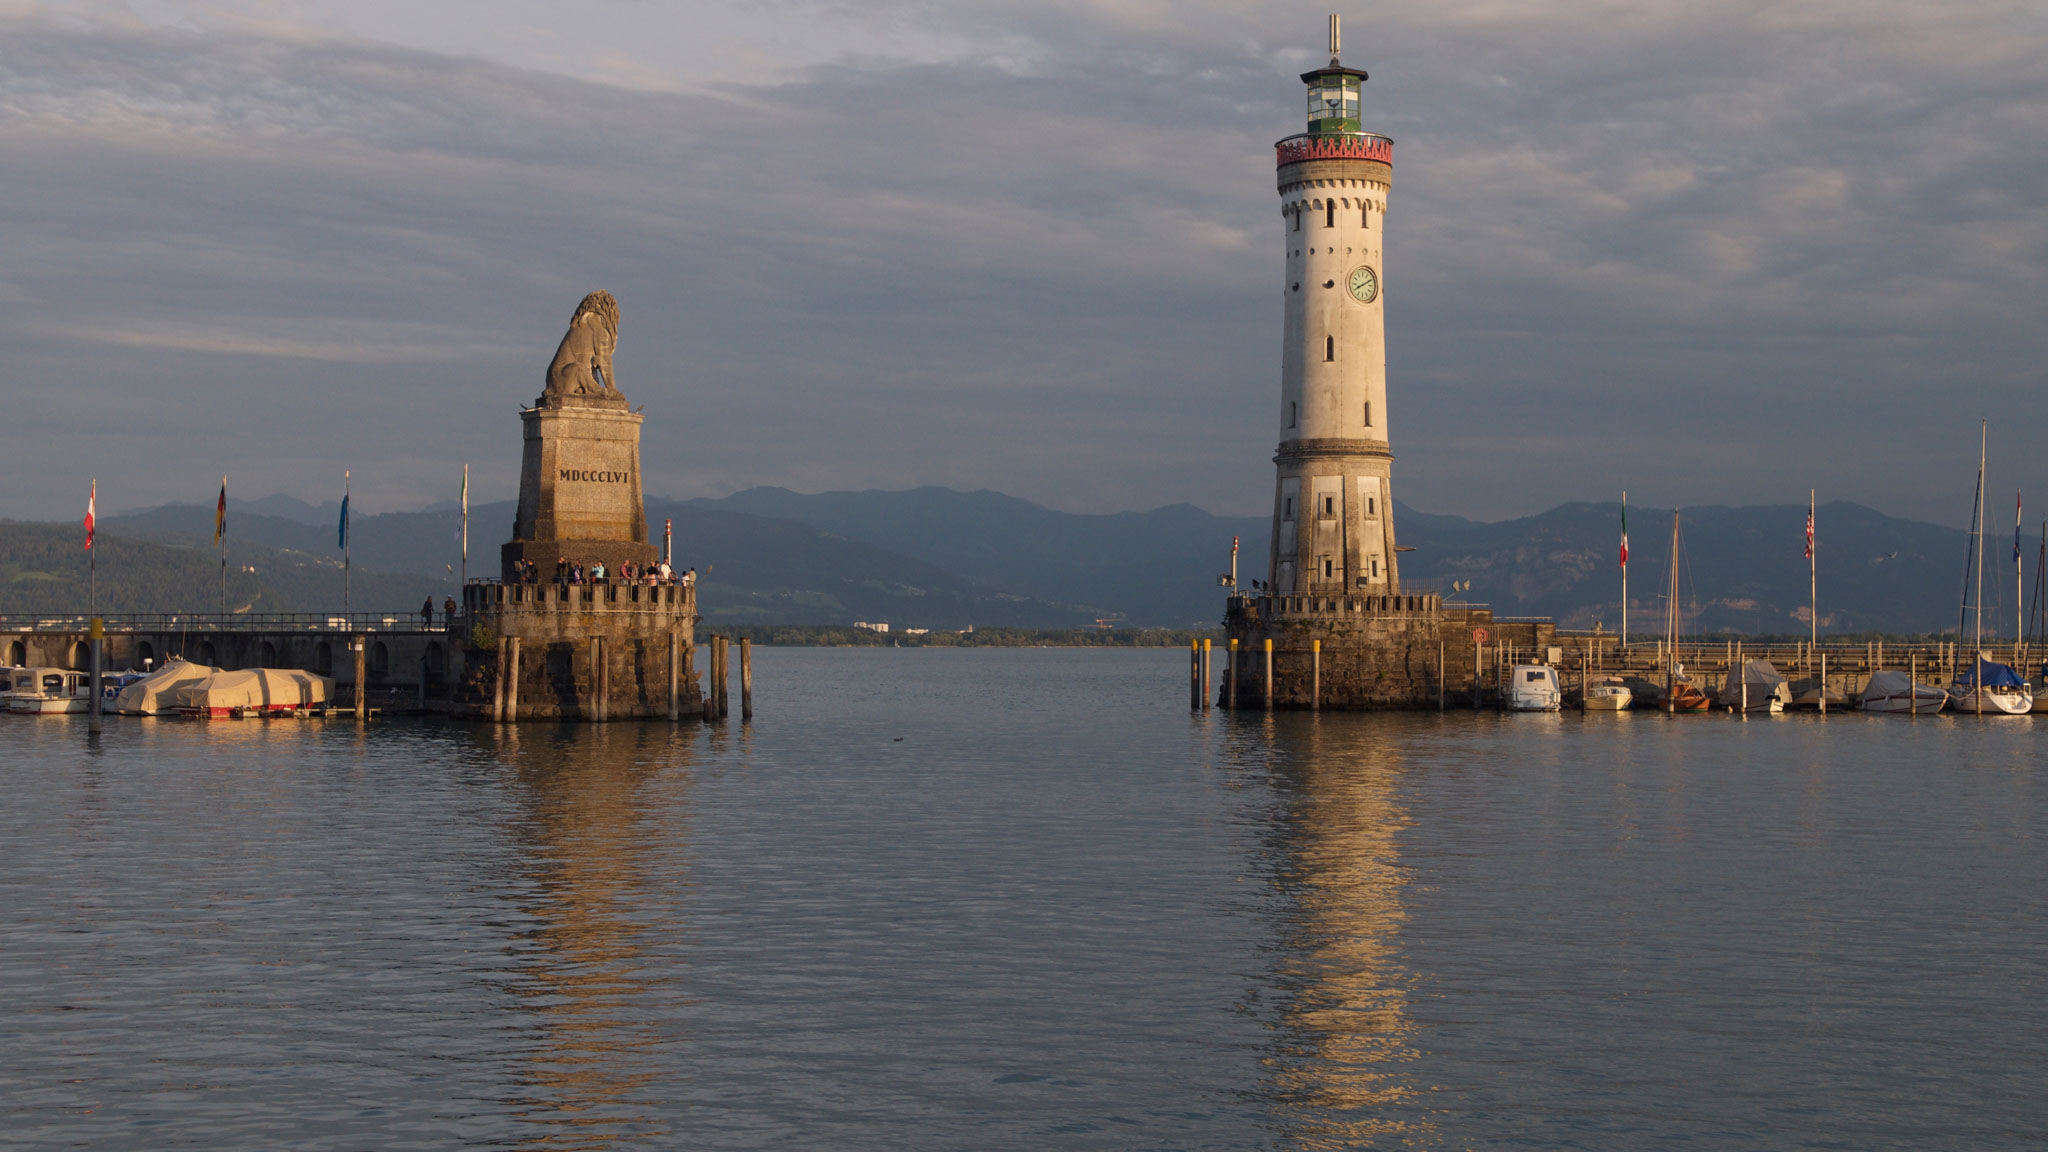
xmin=442 ymin=595 xmax=456 ymax=623
xmin=420 ymin=597 xmax=434 ymax=628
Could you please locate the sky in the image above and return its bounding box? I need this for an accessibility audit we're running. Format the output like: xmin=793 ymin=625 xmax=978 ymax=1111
xmin=2 ymin=0 xmax=2044 ymax=524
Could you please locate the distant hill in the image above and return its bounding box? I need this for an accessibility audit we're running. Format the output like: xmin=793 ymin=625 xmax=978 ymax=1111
xmin=0 ymin=522 xmax=443 ymax=615
xmin=80 ymin=488 xmax=1995 ymax=635
xmin=688 ymin=487 xmax=1266 ymax=627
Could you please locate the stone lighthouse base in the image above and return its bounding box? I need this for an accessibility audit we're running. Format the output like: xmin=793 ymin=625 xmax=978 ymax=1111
xmin=1223 ymin=592 xmax=1556 ymax=709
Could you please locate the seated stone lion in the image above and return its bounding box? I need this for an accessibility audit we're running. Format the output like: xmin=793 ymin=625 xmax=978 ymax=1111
xmin=541 ymin=290 xmax=623 ymax=404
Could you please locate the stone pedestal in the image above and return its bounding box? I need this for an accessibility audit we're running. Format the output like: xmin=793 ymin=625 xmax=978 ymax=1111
xmin=501 ymin=401 xmax=658 ymax=579
xmin=460 ymin=581 xmax=695 ymax=720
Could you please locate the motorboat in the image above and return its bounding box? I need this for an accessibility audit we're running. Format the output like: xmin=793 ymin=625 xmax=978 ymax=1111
xmin=1949 ymin=653 xmax=2034 ymax=716
xmin=1584 ymin=675 xmax=1634 ymax=711
xmin=1858 ymin=669 xmax=1947 ymax=713
xmin=1716 ymin=659 xmax=1792 ymax=713
xmin=172 ymin=668 xmax=333 ymax=719
xmin=1665 ymin=675 xmax=1712 ymax=713
xmin=1505 ymin=664 xmax=1562 ymax=711
xmin=112 ymin=659 xmax=219 ymax=716
xmin=4 ymin=667 xmax=92 ymax=714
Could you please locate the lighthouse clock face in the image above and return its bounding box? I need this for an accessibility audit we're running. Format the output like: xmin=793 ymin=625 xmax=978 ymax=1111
xmin=1348 ymin=265 xmax=1379 ymax=304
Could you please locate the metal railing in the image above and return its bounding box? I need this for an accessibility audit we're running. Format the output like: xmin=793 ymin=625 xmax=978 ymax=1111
xmin=0 ymin=613 xmax=462 ymax=634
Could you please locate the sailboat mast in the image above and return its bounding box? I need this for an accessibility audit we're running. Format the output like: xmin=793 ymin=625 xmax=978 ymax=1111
xmin=1976 ymin=422 xmax=1986 ymax=661
xmin=1667 ymin=509 xmax=1680 ymax=710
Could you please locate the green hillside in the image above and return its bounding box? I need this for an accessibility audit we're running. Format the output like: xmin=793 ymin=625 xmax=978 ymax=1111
xmin=0 ymin=522 xmax=445 ymax=615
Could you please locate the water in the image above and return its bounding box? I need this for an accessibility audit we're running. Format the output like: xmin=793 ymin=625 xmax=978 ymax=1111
xmin=3 ymin=648 xmax=2043 ymax=1149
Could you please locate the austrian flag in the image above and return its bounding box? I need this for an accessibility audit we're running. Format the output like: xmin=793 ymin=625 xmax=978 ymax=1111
xmin=84 ymin=480 xmax=95 ymax=550
xmin=1618 ymin=499 xmax=1629 ymax=568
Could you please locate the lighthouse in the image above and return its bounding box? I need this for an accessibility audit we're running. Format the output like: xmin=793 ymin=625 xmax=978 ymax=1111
xmin=1220 ymin=20 xmax=1558 ymax=710
xmin=1270 ymin=14 xmax=1399 ymax=596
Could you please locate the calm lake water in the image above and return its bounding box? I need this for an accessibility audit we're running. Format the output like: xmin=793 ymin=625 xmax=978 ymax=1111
xmin=3 ymin=648 xmax=2044 ymax=1149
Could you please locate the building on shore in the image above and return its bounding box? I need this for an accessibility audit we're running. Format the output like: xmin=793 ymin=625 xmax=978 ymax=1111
xmin=1223 ymin=20 xmax=1553 ymax=708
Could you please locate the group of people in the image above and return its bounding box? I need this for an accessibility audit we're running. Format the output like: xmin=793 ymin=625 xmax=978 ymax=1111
xmin=420 ymin=595 xmax=458 ymax=628
xmin=505 ymin=556 xmax=696 ymax=587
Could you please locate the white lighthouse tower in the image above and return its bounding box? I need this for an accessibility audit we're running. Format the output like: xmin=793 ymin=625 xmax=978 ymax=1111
xmin=1269 ymin=14 xmax=1399 ymax=596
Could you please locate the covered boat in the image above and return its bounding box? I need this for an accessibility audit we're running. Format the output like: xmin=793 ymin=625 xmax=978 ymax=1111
xmin=1949 ymin=653 xmax=2034 ymax=716
xmin=1716 ymin=659 xmax=1792 ymax=712
xmin=1787 ymin=676 xmax=1850 ymax=710
xmin=1584 ymin=675 xmax=1634 ymax=711
xmin=1859 ymin=669 xmax=1947 ymax=713
xmin=172 ymin=668 xmax=332 ymax=719
xmin=113 ymin=659 xmax=220 ymax=716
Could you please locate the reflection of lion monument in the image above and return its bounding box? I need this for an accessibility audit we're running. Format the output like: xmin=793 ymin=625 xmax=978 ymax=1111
xmin=540 ymin=290 xmax=623 ymax=405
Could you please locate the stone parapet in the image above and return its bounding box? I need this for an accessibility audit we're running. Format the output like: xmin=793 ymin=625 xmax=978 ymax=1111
xmin=1223 ymin=594 xmax=1556 ymax=709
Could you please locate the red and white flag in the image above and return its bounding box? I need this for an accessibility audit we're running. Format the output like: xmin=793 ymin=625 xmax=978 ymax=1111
xmin=1805 ymin=504 xmax=1815 ymax=560
xmin=84 ymin=480 xmax=96 ymax=550
xmin=1618 ymin=494 xmax=1629 ymax=568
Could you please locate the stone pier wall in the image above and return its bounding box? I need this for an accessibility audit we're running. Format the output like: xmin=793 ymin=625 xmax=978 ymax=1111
xmin=1223 ymin=594 xmax=1556 ymax=709
xmin=459 ymin=580 xmax=696 ymax=721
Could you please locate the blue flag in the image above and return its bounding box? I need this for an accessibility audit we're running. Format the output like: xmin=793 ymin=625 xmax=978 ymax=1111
xmin=338 ymin=492 xmax=350 ymax=550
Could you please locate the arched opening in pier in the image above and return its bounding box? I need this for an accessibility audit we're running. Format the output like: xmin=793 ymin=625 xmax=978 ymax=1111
xmin=314 ymin=642 xmax=333 ymax=676
xmin=198 ymin=640 xmax=218 ymax=666
xmin=6 ymin=639 xmax=23 ymax=666
xmin=370 ymin=641 xmax=390 ymax=684
xmin=136 ymin=641 xmax=155 ymax=668
xmin=423 ymin=642 xmax=445 ymax=689
xmin=260 ymin=641 xmax=277 ymax=668
xmin=70 ymin=642 xmax=90 ymax=671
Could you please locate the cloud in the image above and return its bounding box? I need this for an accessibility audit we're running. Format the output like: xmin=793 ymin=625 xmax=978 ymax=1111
xmin=0 ymin=1 xmax=2044 ymax=525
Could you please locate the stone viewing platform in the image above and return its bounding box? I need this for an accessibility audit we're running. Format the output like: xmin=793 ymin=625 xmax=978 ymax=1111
xmin=459 ymin=578 xmax=696 ymax=721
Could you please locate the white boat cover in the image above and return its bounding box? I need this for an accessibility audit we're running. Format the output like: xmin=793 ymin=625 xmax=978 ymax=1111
xmin=1716 ymin=659 xmax=1791 ymax=707
xmin=112 ymin=659 xmax=220 ymax=715
xmin=172 ymin=668 xmax=332 ymax=712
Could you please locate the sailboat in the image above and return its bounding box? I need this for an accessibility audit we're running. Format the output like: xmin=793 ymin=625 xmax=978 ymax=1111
xmin=1949 ymin=423 xmax=2033 ymax=715
xmin=1661 ymin=510 xmax=1711 ymax=713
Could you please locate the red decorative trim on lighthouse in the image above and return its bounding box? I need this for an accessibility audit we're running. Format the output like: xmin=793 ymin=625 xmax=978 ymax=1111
xmin=1275 ymin=133 xmax=1393 ymax=167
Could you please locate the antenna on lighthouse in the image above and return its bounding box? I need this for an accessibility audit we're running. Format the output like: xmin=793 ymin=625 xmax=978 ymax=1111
xmin=1329 ymin=13 xmax=1341 ymax=64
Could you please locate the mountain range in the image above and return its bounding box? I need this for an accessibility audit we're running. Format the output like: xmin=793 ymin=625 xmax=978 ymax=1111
xmin=1 ymin=488 xmax=2005 ymax=636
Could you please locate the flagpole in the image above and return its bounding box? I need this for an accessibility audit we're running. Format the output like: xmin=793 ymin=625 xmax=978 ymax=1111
xmin=1619 ymin=491 xmax=1628 ymax=649
xmin=1809 ymin=490 xmax=1817 ymax=660
xmin=87 ymin=479 xmax=97 ymax=618
xmin=460 ymin=463 xmax=469 ymax=591
xmin=218 ymin=476 xmax=227 ymax=624
xmin=2015 ymin=489 xmax=2023 ymax=663
xmin=343 ymin=471 xmax=352 ymax=619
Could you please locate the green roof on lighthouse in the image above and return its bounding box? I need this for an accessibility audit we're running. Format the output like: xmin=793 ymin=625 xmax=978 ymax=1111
xmin=1301 ymin=14 xmax=1368 ymax=135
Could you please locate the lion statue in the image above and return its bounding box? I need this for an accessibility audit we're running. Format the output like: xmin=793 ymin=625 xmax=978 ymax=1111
xmin=540 ymin=290 xmax=623 ymax=403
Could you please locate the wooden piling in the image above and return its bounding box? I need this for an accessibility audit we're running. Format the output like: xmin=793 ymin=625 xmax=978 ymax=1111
xmin=506 ymin=637 xmax=521 ymax=721
xmin=1189 ymin=640 xmax=1200 ymax=710
xmin=1438 ymin=640 xmax=1445 ymax=711
xmin=1227 ymin=638 xmax=1238 ymax=710
xmin=1910 ymin=651 xmax=1917 ymax=717
xmin=1263 ymin=638 xmax=1273 ymax=710
xmin=1201 ymin=639 xmax=1212 ymax=711
xmin=1819 ymin=652 xmax=1828 ymax=716
xmin=88 ymin=618 xmax=102 ymax=735
xmin=1311 ymin=639 xmax=1321 ymax=711
xmin=354 ymin=636 xmax=367 ymax=720
xmin=588 ymin=636 xmax=605 ymax=722
xmin=667 ymin=631 xmax=679 ymax=721
xmin=740 ymin=638 xmax=753 ymax=720
xmin=494 ymin=636 xmax=509 ymax=722
xmin=716 ymin=636 xmax=729 ymax=718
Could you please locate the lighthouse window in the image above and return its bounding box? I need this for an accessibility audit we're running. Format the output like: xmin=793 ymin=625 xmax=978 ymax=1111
xmin=1288 ymin=401 xmax=1298 ymax=428
xmin=1372 ymin=558 xmax=1381 ymax=578
xmin=1363 ymin=401 xmax=1371 ymax=426
xmin=1322 ymin=558 xmax=1334 ymax=579
xmin=1324 ymin=336 xmax=1335 ymax=362
xmin=1283 ymin=497 xmax=1295 ymax=521
xmin=1368 ymin=496 xmax=1377 ymax=515
xmin=1321 ymin=496 xmax=1336 ymax=517
xmin=1362 ymin=205 xmax=1370 ymax=229
xmin=1292 ymin=208 xmax=1301 ymax=232
xmin=1324 ymin=201 xmax=1336 ymax=228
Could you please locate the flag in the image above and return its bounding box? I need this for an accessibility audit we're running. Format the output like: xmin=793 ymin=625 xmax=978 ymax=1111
xmin=1618 ymin=496 xmax=1628 ymax=567
xmin=84 ymin=480 xmax=96 ymax=550
xmin=339 ymin=473 xmax=351 ymax=550
xmin=2007 ymin=487 xmax=2023 ymax=565
xmin=1805 ymin=506 xmax=1814 ymax=561
xmin=214 ymin=478 xmax=226 ymax=544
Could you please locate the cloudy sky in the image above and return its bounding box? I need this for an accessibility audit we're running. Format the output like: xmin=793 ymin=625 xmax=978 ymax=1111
xmin=2 ymin=0 xmax=2044 ymax=524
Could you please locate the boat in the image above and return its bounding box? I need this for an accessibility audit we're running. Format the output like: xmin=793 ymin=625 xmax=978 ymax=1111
xmin=1716 ymin=659 xmax=1791 ymax=712
xmin=112 ymin=658 xmax=219 ymax=716
xmin=1947 ymin=424 xmax=2032 ymax=715
xmin=1786 ymin=677 xmax=1849 ymax=711
xmin=1858 ymin=668 xmax=1947 ymax=713
xmin=1584 ymin=674 xmax=1633 ymax=711
xmin=1505 ymin=663 xmax=1562 ymax=711
xmin=4 ymin=667 xmax=93 ymax=713
xmin=172 ymin=668 xmax=333 ymax=719
xmin=1950 ymin=652 xmax=2034 ymax=715
xmin=1659 ymin=510 xmax=1711 ymax=713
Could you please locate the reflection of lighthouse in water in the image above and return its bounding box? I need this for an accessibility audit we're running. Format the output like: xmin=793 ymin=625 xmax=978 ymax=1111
xmin=492 ymin=725 xmax=696 ymax=1145
xmin=1258 ymin=717 xmax=1430 ymax=1144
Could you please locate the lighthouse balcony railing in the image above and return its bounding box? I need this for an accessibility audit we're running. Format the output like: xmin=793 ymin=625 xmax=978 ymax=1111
xmin=464 ymin=580 xmax=693 ymax=612
xmin=1275 ymin=132 xmax=1394 ymax=165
